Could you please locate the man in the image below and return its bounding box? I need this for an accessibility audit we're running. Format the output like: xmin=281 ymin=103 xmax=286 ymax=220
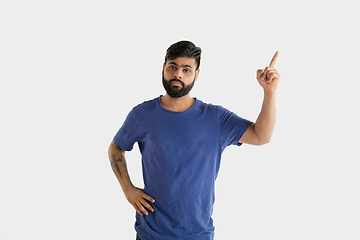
xmin=108 ymin=40 xmax=280 ymax=240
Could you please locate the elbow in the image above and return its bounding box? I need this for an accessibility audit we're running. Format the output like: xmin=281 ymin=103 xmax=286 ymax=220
xmin=256 ymin=136 xmax=272 ymax=146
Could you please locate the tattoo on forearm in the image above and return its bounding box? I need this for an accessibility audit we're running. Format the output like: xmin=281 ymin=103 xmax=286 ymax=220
xmin=111 ymin=154 xmax=126 ymax=180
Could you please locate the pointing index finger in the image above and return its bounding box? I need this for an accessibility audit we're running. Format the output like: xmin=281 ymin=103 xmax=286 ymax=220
xmin=269 ymin=51 xmax=279 ymax=68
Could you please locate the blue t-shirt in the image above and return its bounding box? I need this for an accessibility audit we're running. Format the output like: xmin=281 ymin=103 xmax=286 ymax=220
xmin=113 ymin=96 xmax=252 ymax=240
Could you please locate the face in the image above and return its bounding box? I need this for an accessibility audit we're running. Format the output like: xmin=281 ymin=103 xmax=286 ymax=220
xmin=162 ymin=57 xmax=200 ymax=98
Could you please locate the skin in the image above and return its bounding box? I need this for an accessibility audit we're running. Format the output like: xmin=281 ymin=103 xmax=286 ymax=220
xmin=160 ymin=57 xmax=200 ymax=112
xmin=108 ymin=52 xmax=281 ymax=215
xmin=239 ymin=51 xmax=280 ymax=145
xmin=108 ymin=141 xmax=155 ymax=216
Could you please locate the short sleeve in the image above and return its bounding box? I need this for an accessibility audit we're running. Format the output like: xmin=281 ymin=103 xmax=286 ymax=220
xmin=113 ymin=108 xmax=140 ymax=151
xmin=218 ymin=106 xmax=253 ymax=148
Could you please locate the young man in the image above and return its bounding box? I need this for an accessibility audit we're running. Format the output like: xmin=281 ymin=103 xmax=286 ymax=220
xmin=108 ymin=41 xmax=280 ymax=240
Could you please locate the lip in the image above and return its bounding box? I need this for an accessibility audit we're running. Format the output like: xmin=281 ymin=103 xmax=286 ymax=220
xmin=171 ymin=81 xmax=182 ymax=86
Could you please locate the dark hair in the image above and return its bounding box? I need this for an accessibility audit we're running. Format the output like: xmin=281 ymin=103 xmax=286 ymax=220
xmin=164 ymin=40 xmax=202 ymax=70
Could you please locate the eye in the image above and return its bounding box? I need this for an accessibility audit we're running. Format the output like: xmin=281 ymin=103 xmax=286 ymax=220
xmin=169 ymin=66 xmax=176 ymax=70
xmin=184 ymin=69 xmax=191 ymax=73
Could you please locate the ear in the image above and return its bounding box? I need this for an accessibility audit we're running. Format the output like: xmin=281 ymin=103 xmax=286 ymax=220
xmin=194 ymin=68 xmax=200 ymax=82
xmin=162 ymin=63 xmax=165 ymax=75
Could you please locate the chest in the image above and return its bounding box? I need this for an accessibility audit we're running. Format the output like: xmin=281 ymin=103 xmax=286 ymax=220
xmin=146 ymin=114 xmax=218 ymax=150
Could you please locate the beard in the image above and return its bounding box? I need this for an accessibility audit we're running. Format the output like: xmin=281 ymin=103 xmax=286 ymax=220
xmin=162 ymin=74 xmax=196 ymax=98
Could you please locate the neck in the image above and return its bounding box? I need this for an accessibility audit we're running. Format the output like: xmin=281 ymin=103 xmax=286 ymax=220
xmin=160 ymin=94 xmax=196 ymax=112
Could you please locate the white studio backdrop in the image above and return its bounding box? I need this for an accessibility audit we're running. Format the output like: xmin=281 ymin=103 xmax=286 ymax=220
xmin=1 ymin=0 xmax=359 ymax=240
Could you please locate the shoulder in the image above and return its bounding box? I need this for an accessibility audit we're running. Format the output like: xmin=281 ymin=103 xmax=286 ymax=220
xmin=132 ymin=96 xmax=159 ymax=112
xmin=196 ymin=99 xmax=228 ymax=115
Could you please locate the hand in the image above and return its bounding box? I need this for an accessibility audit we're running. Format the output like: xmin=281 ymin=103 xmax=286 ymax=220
xmin=257 ymin=51 xmax=281 ymax=93
xmin=124 ymin=186 xmax=155 ymax=216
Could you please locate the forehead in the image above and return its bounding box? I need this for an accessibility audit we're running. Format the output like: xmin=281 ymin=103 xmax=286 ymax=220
xmin=165 ymin=57 xmax=196 ymax=67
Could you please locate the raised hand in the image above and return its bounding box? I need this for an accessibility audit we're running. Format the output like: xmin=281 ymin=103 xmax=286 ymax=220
xmin=257 ymin=51 xmax=281 ymax=92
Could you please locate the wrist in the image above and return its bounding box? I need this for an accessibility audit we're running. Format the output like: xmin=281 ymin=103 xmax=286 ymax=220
xmin=122 ymin=181 xmax=135 ymax=194
xmin=263 ymin=89 xmax=277 ymax=96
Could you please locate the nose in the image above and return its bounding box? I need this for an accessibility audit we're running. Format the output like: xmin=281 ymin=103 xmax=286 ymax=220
xmin=174 ymin=69 xmax=182 ymax=79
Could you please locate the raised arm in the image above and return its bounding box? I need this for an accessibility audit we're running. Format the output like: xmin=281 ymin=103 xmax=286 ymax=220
xmin=239 ymin=51 xmax=280 ymax=145
xmin=108 ymin=141 xmax=155 ymax=216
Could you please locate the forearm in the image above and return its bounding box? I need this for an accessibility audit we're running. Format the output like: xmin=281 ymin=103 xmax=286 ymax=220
xmin=108 ymin=141 xmax=134 ymax=194
xmin=254 ymin=90 xmax=276 ymax=143
xmin=108 ymin=141 xmax=155 ymax=216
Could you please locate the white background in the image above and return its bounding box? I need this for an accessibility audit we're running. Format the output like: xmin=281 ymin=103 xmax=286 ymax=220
xmin=1 ymin=0 xmax=359 ymax=239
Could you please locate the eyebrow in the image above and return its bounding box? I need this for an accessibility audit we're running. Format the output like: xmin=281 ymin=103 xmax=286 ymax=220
xmin=168 ymin=62 xmax=193 ymax=69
